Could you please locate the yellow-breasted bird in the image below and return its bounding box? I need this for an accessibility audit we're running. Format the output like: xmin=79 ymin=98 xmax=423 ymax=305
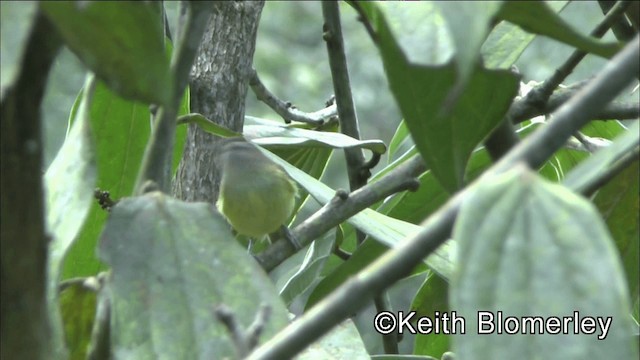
xmin=216 ymin=138 xmax=300 ymax=249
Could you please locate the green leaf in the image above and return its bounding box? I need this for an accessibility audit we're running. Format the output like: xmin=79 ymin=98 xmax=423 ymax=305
xmin=482 ymin=2 xmax=568 ymax=68
xmin=563 ymin=122 xmax=638 ymax=193
xmin=358 ymin=2 xmax=519 ymax=192
xmin=98 ymin=193 xmax=290 ymax=358
xmin=388 ymin=120 xmax=413 ymax=162
xmin=305 ymin=238 xmax=387 ymax=310
xmin=0 ymin=1 xmax=37 ymax=101
xmin=41 ymin=1 xmax=171 ymax=105
xmin=452 ymin=165 xmax=638 ymax=360
xmin=244 ymin=116 xmax=387 ymax=155
xmin=435 ymin=1 xmax=503 ymax=85
xmin=593 ymin=161 xmax=639 ymax=311
xmin=370 ymin=2 xmax=453 ymax=65
xmin=59 ymin=280 xmax=99 ymax=360
xmin=62 ymin=80 xmax=150 ymax=279
xmin=497 ymin=1 xmax=622 ymax=59
xmin=46 ymin=75 xmax=97 ymax=282
xmin=173 ymin=88 xmax=190 ymax=174
xmin=63 ymin=51 xmax=189 ymax=279
xmin=44 ymin=75 xmax=97 ymax=358
xmin=412 ymin=273 xmax=450 ymax=358
xmin=177 ymin=113 xmax=240 ymax=138
xmin=278 ymin=230 xmax=335 ymax=307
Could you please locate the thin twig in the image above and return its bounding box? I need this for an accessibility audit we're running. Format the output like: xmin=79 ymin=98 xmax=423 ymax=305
xmin=249 ymin=69 xmax=333 ymax=125
xmin=322 ymin=2 xmax=368 ymax=194
xmin=215 ymin=304 xmax=271 ymax=358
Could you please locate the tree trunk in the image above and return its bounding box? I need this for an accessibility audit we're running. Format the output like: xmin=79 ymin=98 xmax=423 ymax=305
xmin=173 ymin=1 xmax=264 ymax=202
xmin=0 ymin=13 xmax=61 ymax=359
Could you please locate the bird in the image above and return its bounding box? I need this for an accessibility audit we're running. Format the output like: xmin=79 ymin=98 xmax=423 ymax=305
xmin=215 ymin=137 xmax=300 ymax=250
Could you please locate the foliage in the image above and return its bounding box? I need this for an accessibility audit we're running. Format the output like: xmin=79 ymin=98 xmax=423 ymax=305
xmin=2 ymin=1 xmax=638 ymax=359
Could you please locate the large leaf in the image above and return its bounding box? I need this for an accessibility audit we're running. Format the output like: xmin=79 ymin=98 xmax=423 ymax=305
xmin=452 ymin=165 xmax=638 ymax=360
xmin=357 ymin=2 xmax=519 ymax=192
xmin=98 ymin=193 xmax=290 ymax=358
xmin=0 ymin=1 xmax=37 ymax=101
xmin=41 ymin=1 xmax=171 ymax=105
xmin=62 ymin=80 xmax=189 ymax=279
xmin=44 ymin=75 xmax=97 ymax=358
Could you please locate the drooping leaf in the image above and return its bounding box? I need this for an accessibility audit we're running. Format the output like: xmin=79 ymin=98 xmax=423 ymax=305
xmin=44 ymin=75 xmax=97 ymax=358
xmin=41 ymin=1 xmax=171 ymax=105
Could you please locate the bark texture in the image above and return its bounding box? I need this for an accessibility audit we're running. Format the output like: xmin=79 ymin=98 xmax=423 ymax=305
xmin=173 ymin=1 xmax=264 ymax=202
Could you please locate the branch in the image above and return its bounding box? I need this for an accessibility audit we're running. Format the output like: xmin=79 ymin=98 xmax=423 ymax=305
xmin=249 ymin=69 xmax=333 ymax=125
xmin=256 ymin=154 xmax=424 ymax=271
xmin=520 ymin=0 xmax=631 ymax=111
xmin=134 ymin=2 xmax=214 ymax=194
xmin=598 ymin=0 xmax=637 ymax=41
xmin=247 ymin=36 xmax=640 ymax=360
xmin=485 ymin=1 xmax=632 ymax=161
xmin=322 ymin=2 xmax=398 ymax=354
xmin=510 ymin=80 xmax=640 ymax=123
xmin=322 ymin=2 xmax=369 ymax=192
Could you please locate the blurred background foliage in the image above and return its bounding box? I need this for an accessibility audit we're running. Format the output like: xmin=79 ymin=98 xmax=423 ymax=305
xmin=42 ymin=1 xmax=623 ymax=180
